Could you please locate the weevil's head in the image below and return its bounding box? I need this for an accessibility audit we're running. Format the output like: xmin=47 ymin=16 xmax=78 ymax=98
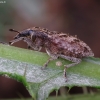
xmin=9 ymin=29 xmax=34 ymax=39
xmin=9 ymin=29 xmax=48 ymax=40
xmin=9 ymin=28 xmax=49 ymax=48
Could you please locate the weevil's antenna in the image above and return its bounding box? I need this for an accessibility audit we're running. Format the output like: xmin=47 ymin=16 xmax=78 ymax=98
xmin=9 ymin=29 xmax=20 ymax=34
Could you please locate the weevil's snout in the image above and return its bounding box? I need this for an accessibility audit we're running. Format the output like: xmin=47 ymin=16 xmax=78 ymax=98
xmin=14 ymin=37 xmax=17 ymax=39
xmin=13 ymin=32 xmax=27 ymax=39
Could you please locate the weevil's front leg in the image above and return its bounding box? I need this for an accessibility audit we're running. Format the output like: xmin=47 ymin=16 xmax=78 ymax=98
xmin=9 ymin=37 xmax=23 ymax=45
xmin=59 ymin=55 xmax=81 ymax=81
xmin=23 ymin=37 xmax=42 ymax=51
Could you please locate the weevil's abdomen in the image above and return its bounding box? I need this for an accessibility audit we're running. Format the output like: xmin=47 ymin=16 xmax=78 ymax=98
xmin=48 ymin=33 xmax=94 ymax=58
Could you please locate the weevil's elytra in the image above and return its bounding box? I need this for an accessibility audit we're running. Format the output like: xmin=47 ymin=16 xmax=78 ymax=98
xmin=9 ymin=27 xmax=94 ymax=82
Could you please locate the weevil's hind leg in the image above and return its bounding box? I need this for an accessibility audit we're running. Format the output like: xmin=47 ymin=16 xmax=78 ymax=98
xmin=59 ymin=55 xmax=81 ymax=81
xmin=64 ymin=61 xmax=81 ymax=82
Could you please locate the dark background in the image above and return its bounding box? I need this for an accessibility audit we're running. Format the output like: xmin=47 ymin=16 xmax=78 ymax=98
xmin=0 ymin=0 xmax=100 ymax=98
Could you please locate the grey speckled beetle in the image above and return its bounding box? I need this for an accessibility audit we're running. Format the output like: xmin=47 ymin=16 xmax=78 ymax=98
xmin=9 ymin=27 xmax=94 ymax=81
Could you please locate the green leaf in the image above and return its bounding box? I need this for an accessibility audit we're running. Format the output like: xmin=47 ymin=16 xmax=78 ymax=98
xmin=2 ymin=94 xmax=100 ymax=100
xmin=48 ymin=94 xmax=100 ymax=100
xmin=0 ymin=44 xmax=100 ymax=100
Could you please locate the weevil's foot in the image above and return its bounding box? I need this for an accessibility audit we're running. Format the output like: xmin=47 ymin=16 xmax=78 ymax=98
xmin=9 ymin=41 xmax=13 ymax=45
xmin=41 ymin=63 xmax=48 ymax=70
xmin=41 ymin=66 xmax=46 ymax=70
xmin=64 ymin=74 xmax=68 ymax=82
xmin=44 ymin=64 xmax=47 ymax=68
xmin=65 ymin=78 xmax=68 ymax=82
xmin=22 ymin=38 xmax=24 ymax=40
xmin=43 ymin=63 xmax=48 ymax=68
xmin=63 ymin=71 xmax=68 ymax=82
xmin=27 ymin=46 xmax=31 ymax=49
xmin=0 ymin=42 xmax=8 ymax=45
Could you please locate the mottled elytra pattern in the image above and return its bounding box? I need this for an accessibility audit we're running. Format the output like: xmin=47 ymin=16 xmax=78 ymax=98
xmin=9 ymin=27 xmax=94 ymax=82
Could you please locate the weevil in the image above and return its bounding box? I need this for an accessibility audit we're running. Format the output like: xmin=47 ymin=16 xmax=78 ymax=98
xmin=9 ymin=27 xmax=94 ymax=81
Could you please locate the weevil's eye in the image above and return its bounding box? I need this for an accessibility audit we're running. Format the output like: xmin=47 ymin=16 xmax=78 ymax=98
xmin=14 ymin=36 xmax=19 ymax=39
xmin=14 ymin=34 xmax=21 ymax=39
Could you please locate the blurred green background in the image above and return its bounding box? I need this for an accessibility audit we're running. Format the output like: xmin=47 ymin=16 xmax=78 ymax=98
xmin=0 ymin=0 xmax=100 ymax=99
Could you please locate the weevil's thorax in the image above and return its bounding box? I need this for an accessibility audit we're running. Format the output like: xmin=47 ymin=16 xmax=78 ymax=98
xmin=29 ymin=29 xmax=50 ymax=48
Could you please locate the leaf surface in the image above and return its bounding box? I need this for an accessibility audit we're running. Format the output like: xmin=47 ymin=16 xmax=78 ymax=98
xmin=0 ymin=44 xmax=100 ymax=100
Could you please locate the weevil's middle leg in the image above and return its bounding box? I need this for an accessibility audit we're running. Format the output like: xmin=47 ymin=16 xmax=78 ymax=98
xmin=41 ymin=57 xmax=56 ymax=69
xmin=42 ymin=48 xmax=58 ymax=69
